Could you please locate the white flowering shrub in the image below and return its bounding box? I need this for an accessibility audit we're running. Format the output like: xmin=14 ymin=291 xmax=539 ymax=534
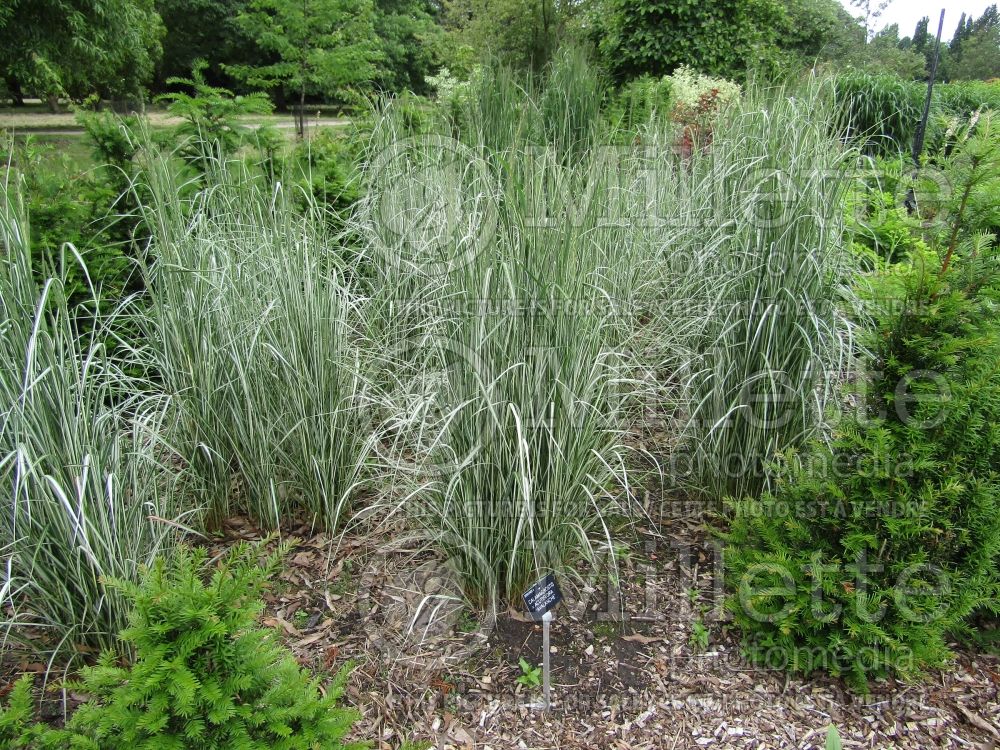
xmin=666 ymin=65 xmax=741 ymax=114
xmin=425 ymin=66 xmax=483 ymax=107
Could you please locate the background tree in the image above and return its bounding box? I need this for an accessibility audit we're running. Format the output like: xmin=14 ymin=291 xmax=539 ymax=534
xmin=849 ymin=0 xmax=892 ymax=41
xmin=777 ymin=0 xmax=857 ymax=64
xmin=0 ymin=0 xmax=163 ymax=107
xmin=804 ymin=1 xmax=869 ymax=66
xmin=906 ymin=16 xmax=937 ymax=78
xmin=950 ymin=12 xmax=975 ymax=65
xmin=945 ymin=5 xmax=1000 ymax=81
xmin=158 ymin=61 xmax=275 ymax=170
xmin=593 ymin=0 xmax=785 ymax=81
xmin=911 ymin=16 xmax=929 ymax=52
xmin=949 ymin=24 xmax=1000 ymax=80
xmin=375 ymin=0 xmax=444 ymax=93
xmin=153 ymin=0 xmax=259 ymax=91
xmin=441 ymin=0 xmax=569 ymax=73
xmin=227 ymin=0 xmax=381 ymax=137
xmin=861 ymin=24 xmax=927 ymax=79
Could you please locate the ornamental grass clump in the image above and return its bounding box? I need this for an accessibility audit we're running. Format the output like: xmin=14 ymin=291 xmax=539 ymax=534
xmin=136 ymin=153 xmax=379 ymax=530
xmin=0 ymin=173 xmax=182 ymax=659
xmin=358 ymin=53 xmax=651 ymax=608
xmin=832 ymin=69 xmax=924 ymax=154
xmin=644 ymin=79 xmax=857 ymax=500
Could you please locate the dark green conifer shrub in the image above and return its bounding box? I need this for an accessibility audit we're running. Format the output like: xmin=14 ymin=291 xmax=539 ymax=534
xmin=0 ymin=544 xmax=363 ymax=750
xmin=293 ymin=128 xmax=364 ymax=222
xmin=722 ymin=250 xmax=1000 ymax=689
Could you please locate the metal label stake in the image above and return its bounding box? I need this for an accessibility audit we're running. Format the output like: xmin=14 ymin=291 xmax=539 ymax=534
xmin=541 ymin=609 xmax=552 ymax=711
xmin=522 ymin=573 xmax=562 ymax=713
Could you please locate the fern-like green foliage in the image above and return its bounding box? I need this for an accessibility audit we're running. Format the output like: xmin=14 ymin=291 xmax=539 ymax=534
xmin=722 ymin=249 xmax=1000 ymax=690
xmin=0 ymin=544 xmax=364 ymax=750
xmin=0 ymin=675 xmax=70 ymax=749
xmin=157 ymin=60 xmax=275 ymax=172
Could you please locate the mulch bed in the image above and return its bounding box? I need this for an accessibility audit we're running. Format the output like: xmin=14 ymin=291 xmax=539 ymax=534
xmin=201 ymin=506 xmax=1000 ymax=750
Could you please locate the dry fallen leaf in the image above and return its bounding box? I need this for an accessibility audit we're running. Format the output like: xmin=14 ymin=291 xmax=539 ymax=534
xmin=264 ymin=616 xmax=301 ymax=637
xmin=623 ymin=633 xmax=663 ymax=644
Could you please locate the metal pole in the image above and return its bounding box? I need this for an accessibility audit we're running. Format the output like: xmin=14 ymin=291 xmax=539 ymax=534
xmin=913 ymin=10 xmax=946 ymax=167
xmin=541 ymin=610 xmax=552 ymax=711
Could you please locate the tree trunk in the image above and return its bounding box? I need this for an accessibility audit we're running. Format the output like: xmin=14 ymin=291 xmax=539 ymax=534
xmin=5 ymin=76 xmax=25 ymax=107
xmin=297 ymin=84 xmax=306 ymax=140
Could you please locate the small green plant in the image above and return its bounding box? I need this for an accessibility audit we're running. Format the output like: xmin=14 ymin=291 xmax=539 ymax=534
xmin=0 ymin=135 xmax=134 ymax=306
xmin=606 ymin=75 xmax=670 ymax=133
xmin=68 ymin=543 xmax=363 ymax=749
xmin=516 ymin=657 xmax=542 ymax=689
xmin=847 ymin=181 xmax=927 ymax=266
xmin=292 ymin=128 xmax=363 ymax=225
xmin=933 ymin=111 xmax=1000 ymax=275
xmin=0 ymin=675 xmax=62 ymax=749
xmin=455 ymin=609 xmax=478 ymax=634
xmin=826 ymin=725 xmax=842 ymax=750
xmin=0 ymin=676 xmax=32 ymax=743
xmin=293 ymin=608 xmax=312 ymax=629
xmin=158 ymin=60 xmax=274 ymax=171
xmin=592 ymin=621 xmax=618 ymax=640
xmin=689 ymin=620 xmax=710 ymax=651
xmin=0 ymin=544 xmax=364 ymax=749
xmin=76 ymin=110 xmax=142 ymax=188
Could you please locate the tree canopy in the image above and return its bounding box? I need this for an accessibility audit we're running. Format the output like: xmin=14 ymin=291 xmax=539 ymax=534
xmin=226 ymin=0 xmax=382 ymax=134
xmin=3 ymin=0 xmax=996 ymax=109
xmin=594 ymin=0 xmax=786 ymax=81
xmin=947 ymin=4 xmax=1000 ymax=81
xmin=0 ymin=0 xmax=163 ymax=102
xmin=375 ymin=0 xmax=444 ymax=93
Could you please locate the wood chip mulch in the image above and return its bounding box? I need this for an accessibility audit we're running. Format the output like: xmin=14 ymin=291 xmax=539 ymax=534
xmin=203 ymin=507 xmax=1000 ymax=750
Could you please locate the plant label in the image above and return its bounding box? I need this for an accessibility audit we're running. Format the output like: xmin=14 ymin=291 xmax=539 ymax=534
xmin=522 ymin=573 xmax=562 ymax=620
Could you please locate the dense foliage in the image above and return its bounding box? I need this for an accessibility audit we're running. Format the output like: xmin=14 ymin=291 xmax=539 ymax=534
xmin=945 ymin=6 xmax=1000 ymax=82
xmin=833 ymin=72 xmax=1000 ymax=154
xmin=0 ymin=177 xmax=176 ymax=655
xmin=594 ymin=0 xmax=784 ymax=81
xmin=0 ymin=545 xmax=362 ymax=749
xmin=3 ymin=0 xmax=998 ymax=111
xmin=722 ymin=113 xmax=1000 ymax=689
xmin=0 ymin=137 xmax=133 ymax=304
xmin=374 ymin=0 xmax=443 ymax=93
xmin=722 ymin=249 xmax=1000 ymax=688
xmin=158 ymin=63 xmax=275 ymax=168
xmin=2 ymin=12 xmax=1000 ymax=716
xmin=0 ymin=0 xmax=163 ymax=104
xmin=227 ymin=0 xmax=380 ymax=135
xmin=153 ymin=0 xmax=257 ymax=88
